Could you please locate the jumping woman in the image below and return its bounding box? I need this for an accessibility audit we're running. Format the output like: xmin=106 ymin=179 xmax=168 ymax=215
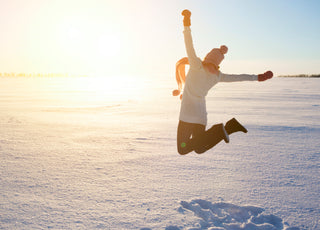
xmin=173 ymin=10 xmax=273 ymax=155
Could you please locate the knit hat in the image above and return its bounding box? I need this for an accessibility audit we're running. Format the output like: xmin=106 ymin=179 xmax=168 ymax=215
xmin=203 ymin=45 xmax=228 ymax=69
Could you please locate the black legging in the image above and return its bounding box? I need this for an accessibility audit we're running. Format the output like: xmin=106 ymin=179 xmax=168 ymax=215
xmin=177 ymin=120 xmax=225 ymax=155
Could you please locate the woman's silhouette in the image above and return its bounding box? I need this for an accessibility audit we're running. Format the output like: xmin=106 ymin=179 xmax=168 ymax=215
xmin=174 ymin=10 xmax=273 ymax=155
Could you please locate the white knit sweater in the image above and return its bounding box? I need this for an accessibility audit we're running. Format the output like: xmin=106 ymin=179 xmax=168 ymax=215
xmin=179 ymin=27 xmax=258 ymax=125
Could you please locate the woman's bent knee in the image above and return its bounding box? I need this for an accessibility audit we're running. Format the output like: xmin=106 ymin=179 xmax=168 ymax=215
xmin=178 ymin=147 xmax=190 ymax=155
xmin=177 ymin=141 xmax=192 ymax=155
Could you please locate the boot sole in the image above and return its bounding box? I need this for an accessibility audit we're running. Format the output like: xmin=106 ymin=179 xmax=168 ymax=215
xmin=221 ymin=124 xmax=230 ymax=143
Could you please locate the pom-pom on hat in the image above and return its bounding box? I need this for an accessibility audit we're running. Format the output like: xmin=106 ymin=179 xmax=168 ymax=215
xmin=203 ymin=45 xmax=228 ymax=68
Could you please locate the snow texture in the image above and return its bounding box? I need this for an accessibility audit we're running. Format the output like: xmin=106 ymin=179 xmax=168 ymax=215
xmin=0 ymin=77 xmax=319 ymax=229
xmin=167 ymin=200 xmax=300 ymax=230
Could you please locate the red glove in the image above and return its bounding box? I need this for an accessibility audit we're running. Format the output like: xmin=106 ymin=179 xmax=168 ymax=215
xmin=258 ymin=71 xmax=273 ymax=81
xmin=182 ymin=9 xmax=191 ymax=27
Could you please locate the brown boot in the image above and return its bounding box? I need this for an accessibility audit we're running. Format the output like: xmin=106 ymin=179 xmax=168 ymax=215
xmin=225 ymin=118 xmax=248 ymax=135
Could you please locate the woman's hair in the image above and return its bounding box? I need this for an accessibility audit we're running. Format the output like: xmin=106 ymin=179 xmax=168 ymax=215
xmin=172 ymin=57 xmax=189 ymax=99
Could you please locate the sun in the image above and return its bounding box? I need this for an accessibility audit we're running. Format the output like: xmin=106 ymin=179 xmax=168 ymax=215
xmin=97 ymin=33 xmax=121 ymax=59
xmin=61 ymin=24 xmax=122 ymax=59
xmin=56 ymin=16 xmax=125 ymax=75
xmin=67 ymin=27 xmax=82 ymax=41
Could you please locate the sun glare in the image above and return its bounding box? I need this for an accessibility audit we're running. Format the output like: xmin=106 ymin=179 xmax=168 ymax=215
xmin=97 ymin=34 xmax=121 ymax=58
xmin=61 ymin=23 xmax=123 ymax=57
xmin=53 ymin=16 xmax=148 ymax=102
xmin=69 ymin=75 xmax=149 ymax=104
xmin=56 ymin=15 xmax=125 ymax=76
xmin=67 ymin=27 xmax=82 ymax=41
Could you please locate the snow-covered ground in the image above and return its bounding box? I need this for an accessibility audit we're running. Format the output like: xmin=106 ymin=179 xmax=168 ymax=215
xmin=0 ymin=76 xmax=319 ymax=229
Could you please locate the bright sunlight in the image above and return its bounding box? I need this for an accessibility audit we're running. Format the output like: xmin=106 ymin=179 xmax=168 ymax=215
xmin=56 ymin=14 xmax=125 ymax=77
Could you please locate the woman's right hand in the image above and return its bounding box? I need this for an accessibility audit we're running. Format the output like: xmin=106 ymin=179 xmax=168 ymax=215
xmin=258 ymin=71 xmax=273 ymax=81
xmin=182 ymin=9 xmax=191 ymax=26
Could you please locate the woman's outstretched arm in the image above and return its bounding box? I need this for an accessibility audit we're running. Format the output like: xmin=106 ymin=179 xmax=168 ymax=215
xmin=182 ymin=10 xmax=202 ymax=68
xmin=219 ymin=71 xmax=273 ymax=82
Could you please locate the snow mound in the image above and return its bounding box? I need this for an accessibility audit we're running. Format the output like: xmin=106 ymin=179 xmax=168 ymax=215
xmin=166 ymin=200 xmax=299 ymax=230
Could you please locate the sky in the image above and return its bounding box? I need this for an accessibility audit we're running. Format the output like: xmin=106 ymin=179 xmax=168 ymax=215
xmin=0 ymin=0 xmax=319 ymax=77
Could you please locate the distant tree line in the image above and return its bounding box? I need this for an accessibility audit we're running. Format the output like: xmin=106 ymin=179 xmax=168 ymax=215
xmin=278 ymin=74 xmax=320 ymax=78
xmin=0 ymin=72 xmax=88 ymax=77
